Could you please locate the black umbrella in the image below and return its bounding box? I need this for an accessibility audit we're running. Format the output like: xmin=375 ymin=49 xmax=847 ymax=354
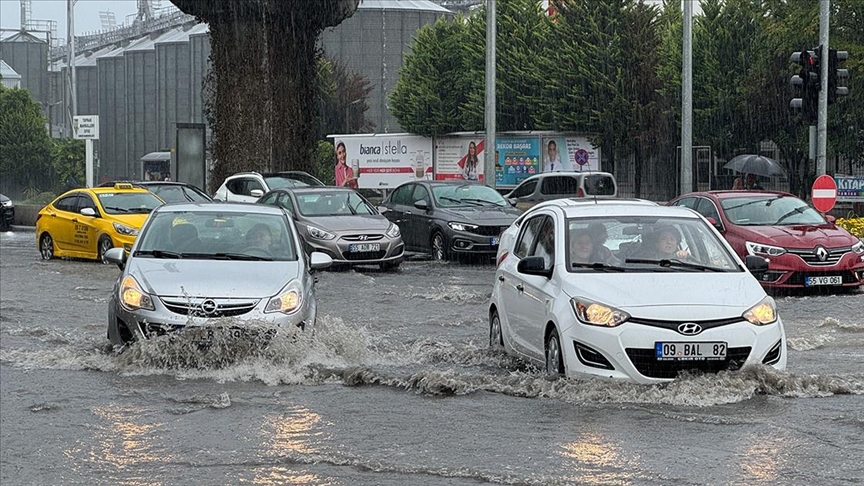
xmin=723 ymin=154 xmax=786 ymax=178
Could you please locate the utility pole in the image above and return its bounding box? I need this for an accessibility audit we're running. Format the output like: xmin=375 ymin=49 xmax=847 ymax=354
xmin=680 ymin=0 xmax=693 ymax=194
xmin=483 ymin=0 xmax=496 ymax=188
xmin=817 ymin=0 xmax=829 ymax=175
xmin=67 ymin=0 xmax=77 ymax=137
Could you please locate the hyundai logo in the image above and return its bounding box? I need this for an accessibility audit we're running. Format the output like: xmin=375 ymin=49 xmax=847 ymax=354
xmin=677 ymin=322 xmax=703 ymax=335
xmin=357 ymin=235 xmax=368 ymax=241
xmin=200 ymin=299 xmax=218 ymax=315
xmin=815 ymin=246 xmax=828 ymax=262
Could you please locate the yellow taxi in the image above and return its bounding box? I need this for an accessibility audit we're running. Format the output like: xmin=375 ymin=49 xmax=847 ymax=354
xmin=36 ymin=183 xmax=164 ymax=262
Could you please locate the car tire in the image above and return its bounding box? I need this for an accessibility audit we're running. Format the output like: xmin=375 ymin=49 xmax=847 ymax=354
xmin=98 ymin=236 xmax=113 ymax=264
xmin=489 ymin=308 xmax=504 ymax=350
xmin=40 ymin=233 xmax=55 ymax=260
xmin=431 ymin=231 xmax=448 ymax=261
xmin=545 ymin=327 xmax=564 ymax=379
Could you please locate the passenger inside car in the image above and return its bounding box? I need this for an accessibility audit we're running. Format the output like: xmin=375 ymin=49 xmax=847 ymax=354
xmin=170 ymin=223 xmax=202 ymax=252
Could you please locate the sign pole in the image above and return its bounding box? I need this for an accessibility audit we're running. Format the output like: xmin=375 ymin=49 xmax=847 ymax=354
xmin=85 ymin=139 xmax=94 ymax=188
xmin=483 ymin=0 xmax=497 ymax=188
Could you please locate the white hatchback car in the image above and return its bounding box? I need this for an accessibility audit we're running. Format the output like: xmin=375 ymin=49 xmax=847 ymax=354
xmin=490 ymin=203 xmax=786 ymax=384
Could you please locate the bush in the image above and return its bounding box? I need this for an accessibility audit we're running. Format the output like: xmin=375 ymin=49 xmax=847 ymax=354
xmin=311 ymin=140 xmax=335 ymax=185
xmin=836 ymin=217 xmax=864 ymax=239
xmin=23 ymin=191 xmax=57 ymax=206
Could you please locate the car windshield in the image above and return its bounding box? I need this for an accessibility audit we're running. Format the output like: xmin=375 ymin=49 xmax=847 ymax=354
xmin=432 ymin=184 xmax=507 ymax=207
xmin=566 ymin=216 xmax=740 ymax=273
xmin=135 ymin=211 xmax=297 ymax=261
xmin=148 ymin=185 xmax=210 ymax=203
xmin=97 ymin=192 xmax=163 ymax=214
xmin=294 ymin=191 xmax=375 ymax=216
xmin=720 ymin=195 xmax=826 ymax=226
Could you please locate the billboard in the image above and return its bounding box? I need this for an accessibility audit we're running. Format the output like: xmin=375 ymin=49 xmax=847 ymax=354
xmin=332 ymin=134 xmax=433 ymax=189
xmin=495 ymin=137 xmax=541 ymax=187
xmin=434 ymin=136 xmax=486 ymax=182
xmin=836 ymin=175 xmax=864 ymax=202
xmin=541 ymin=135 xmax=600 ymax=172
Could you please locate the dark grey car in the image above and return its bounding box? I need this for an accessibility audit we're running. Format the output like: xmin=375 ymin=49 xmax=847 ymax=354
xmin=378 ymin=181 xmax=521 ymax=261
xmin=257 ymin=187 xmax=404 ymax=270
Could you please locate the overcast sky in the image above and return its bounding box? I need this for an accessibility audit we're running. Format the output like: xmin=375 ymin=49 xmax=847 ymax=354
xmin=1 ymin=0 xmax=140 ymax=39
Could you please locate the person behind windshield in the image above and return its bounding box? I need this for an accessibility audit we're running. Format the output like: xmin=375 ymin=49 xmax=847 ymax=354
xmin=536 ymin=223 xmax=555 ymax=268
xmin=642 ymin=225 xmax=690 ymax=260
xmin=246 ymin=223 xmax=273 ymax=251
xmin=571 ymin=228 xmax=619 ymax=265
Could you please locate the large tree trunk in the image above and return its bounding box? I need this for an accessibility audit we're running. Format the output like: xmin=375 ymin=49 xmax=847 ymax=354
xmin=170 ymin=0 xmax=360 ymax=189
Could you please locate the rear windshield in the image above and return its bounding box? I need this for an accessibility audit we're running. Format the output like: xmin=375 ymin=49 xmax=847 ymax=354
xmin=584 ymin=175 xmax=616 ymax=196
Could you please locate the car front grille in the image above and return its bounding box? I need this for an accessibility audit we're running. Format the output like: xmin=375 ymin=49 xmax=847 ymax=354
xmin=625 ymin=346 xmax=752 ymax=379
xmin=467 ymin=225 xmax=509 ymax=237
xmin=342 ymin=234 xmax=384 ymax=242
xmin=161 ymin=297 xmax=259 ymax=317
xmin=342 ymin=250 xmax=387 ymax=261
xmin=787 ymin=246 xmax=851 ymax=266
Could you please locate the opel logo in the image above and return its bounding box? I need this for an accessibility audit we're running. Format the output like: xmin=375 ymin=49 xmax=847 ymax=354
xmin=200 ymin=299 xmax=218 ymax=316
xmin=815 ymin=246 xmax=828 ymax=262
xmin=677 ymin=323 xmax=703 ymax=335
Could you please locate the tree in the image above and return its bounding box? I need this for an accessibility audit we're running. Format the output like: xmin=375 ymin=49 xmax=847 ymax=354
xmin=0 ymin=85 xmax=54 ymax=197
xmin=169 ymin=0 xmax=360 ymax=190
xmin=51 ymin=138 xmax=85 ymax=189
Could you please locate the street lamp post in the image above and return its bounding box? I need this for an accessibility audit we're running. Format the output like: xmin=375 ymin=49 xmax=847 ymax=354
xmin=345 ymin=98 xmax=363 ymax=134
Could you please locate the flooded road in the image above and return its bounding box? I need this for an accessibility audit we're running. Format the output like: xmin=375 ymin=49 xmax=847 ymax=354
xmin=2 ymin=228 xmax=864 ymax=485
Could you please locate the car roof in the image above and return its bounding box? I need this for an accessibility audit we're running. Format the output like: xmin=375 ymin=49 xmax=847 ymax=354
xmin=154 ymin=201 xmax=287 ymax=215
xmin=560 ymin=203 xmax=701 ymax=219
xmin=518 ymin=171 xmax=615 ymax=181
xmin=679 ymin=190 xmax=793 ymax=199
xmin=273 ymin=186 xmax=353 ymax=194
xmin=84 ymin=186 xmax=152 ymax=194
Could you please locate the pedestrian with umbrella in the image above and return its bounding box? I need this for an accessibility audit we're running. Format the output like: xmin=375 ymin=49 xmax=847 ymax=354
xmin=723 ymin=154 xmax=785 ymax=190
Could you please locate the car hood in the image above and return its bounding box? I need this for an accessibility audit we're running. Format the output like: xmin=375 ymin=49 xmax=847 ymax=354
xmin=130 ymin=258 xmax=301 ymax=298
xmin=439 ymin=206 xmax=521 ymax=225
xmin=733 ymin=224 xmax=858 ymax=249
xmin=300 ymin=214 xmax=391 ymax=232
xmin=560 ymin=272 xmax=767 ymax=319
xmin=110 ymin=213 xmax=150 ymax=229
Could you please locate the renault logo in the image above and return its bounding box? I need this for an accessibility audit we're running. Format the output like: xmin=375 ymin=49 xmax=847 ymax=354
xmin=200 ymin=299 xmax=218 ymax=315
xmin=677 ymin=323 xmax=703 ymax=335
xmin=815 ymin=246 xmax=828 ymax=262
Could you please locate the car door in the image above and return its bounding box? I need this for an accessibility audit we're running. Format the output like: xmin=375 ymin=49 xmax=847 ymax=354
xmin=382 ymin=185 xmax=415 ymax=247
xmin=74 ymin=193 xmax=100 ymax=254
xmin=498 ymin=214 xmax=547 ymax=358
xmin=47 ymin=193 xmax=81 ymax=252
xmin=516 ymin=216 xmax=561 ymax=359
xmin=225 ymin=177 xmax=263 ymax=203
xmin=508 ymin=179 xmax=538 ymax=211
xmin=408 ymin=185 xmax=434 ymax=250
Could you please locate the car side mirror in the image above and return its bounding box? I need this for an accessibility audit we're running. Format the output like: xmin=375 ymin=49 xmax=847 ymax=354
xmin=413 ymin=200 xmax=429 ymax=211
xmin=80 ymin=207 xmax=97 ymax=217
xmin=104 ymin=247 xmax=127 ymax=270
xmin=706 ymin=216 xmax=724 ymax=232
xmin=250 ymin=189 xmax=264 ymax=198
xmin=744 ymin=255 xmax=768 ymax=276
xmin=517 ymin=256 xmax=553 ymax=279
xmin=507 ymin=198 xmax=517 ymax=207
xmin=310 ymin=251 xmax=332 ymax=271
xmin=824 ymin=214 xmax=836 ymax=224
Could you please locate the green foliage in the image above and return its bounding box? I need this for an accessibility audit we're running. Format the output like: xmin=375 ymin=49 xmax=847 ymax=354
xmin=23 ymin=191 xmax=58 ymax=206
xmin=0 ymin=85 xmax=54 ymax=196
xmin=51 ymin=138 xmax=86 ymax=188
xmin=311 ymin=140 xmax=336 ymax=185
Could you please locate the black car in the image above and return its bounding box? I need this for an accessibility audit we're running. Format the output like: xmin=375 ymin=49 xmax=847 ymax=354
xmin=378 ymin=181 xmax=521 ymax=260
xmin=0 ymin=193 xmax=14 ymax=230
xmin=99 ymin=181 xmax=212 ymax=203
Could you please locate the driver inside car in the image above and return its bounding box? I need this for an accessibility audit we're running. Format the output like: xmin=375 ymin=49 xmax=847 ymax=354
xmin=245 ymin=223 xmax=273 ymax=252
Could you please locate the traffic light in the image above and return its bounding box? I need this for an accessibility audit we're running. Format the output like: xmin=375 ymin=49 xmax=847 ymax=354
xmin=827 ymin=49 xmax=849 ymax=104
xmin=790 ymin=48 xmax=820 ymax=124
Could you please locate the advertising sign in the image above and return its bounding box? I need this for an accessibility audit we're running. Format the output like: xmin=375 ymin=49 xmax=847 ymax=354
xmin=540 ymin=135 xmax=600 ymax=172
xmin=434 ymin=137 xmax=485 ymax=182
xmin=836 ymin=175 xmax=864 ymax=202
xmin=332 ymin=134 xmax=433 ymax=189
xmin=495 ymin=137 xmax=541 ymax=187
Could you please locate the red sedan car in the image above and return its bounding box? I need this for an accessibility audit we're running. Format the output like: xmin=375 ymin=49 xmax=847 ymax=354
xmin=669 ymin=191 xmax=864 ymax=289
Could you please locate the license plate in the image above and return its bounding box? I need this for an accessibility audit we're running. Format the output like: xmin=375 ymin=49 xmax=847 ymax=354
xmin=804 ymin=276 xmax=842 ymax=286
xmin=490 ymin=237 xmax=500 ymax=245
xmin=349 ymin=243 xmax=380 ymax=252
xmin=655 ymin=342 xmax=727 ymax=361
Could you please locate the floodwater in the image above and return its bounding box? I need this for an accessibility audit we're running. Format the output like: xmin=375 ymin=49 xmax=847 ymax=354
xmin=2 ymin=229 xmax=863 ymax=485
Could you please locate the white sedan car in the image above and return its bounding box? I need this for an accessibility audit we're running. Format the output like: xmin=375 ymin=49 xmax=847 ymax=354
xmin=490 ymin=202 xmax=786 ymax=384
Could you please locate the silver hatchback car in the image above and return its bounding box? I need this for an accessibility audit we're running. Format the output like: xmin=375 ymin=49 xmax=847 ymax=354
xmin=104 ymin=202 xmax=332 ymax=347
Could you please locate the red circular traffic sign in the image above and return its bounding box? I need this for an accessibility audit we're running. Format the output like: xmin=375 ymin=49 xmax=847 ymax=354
xmin=811 ymin=175 xmax=837 ymax=213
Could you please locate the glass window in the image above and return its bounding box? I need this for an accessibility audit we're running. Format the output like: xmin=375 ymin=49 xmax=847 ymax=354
xmin=265 ymin=176 xmax=311 ymax=189
xmin=390 ymin=185 xmax=414 ymax=206
xmin=294 ymin=191 xmax=375 ymax=217
xmin=259 ymin=192 xmax=279 ymax=206
xmin=509 ymin=180 xmax=537 ymax=198
xmin=411 ymin=185 xmax=430 ymax=204
xmin=77 ymin=194 xmax=99 ymax=214
xmin=97 ymin=192 xmax=163 ymax=215
xmin=53 ymin=194 xmax=79 ymax=212
xmin=148 ymin=185 xmax=210 ymax=203
xmin=541 ymin=176 xmax=578 ymax=196
xmin=530 ymin=217 xmax=555 ymax=267
xmin=720 ymin=195 xmax=826 ymax=226
xmin=583 ymin=175 xmax=616 ymax=196
xmin=276 ymin=193 xmax=296 ymax=214
xmin=695 ymin=198 xmax=721 ymax=222
xmin=432 ymin=184 xmax=507 ymax=207
xmin=673 ymin=197 xmax=698 ymax=209
xmin=515 ymin=215 xmax=546 ymax=259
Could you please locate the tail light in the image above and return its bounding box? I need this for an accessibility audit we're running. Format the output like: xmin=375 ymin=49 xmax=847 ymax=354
xmin=577 ymin=188 xmax=585 ymax=197
xmin=35 ymin=214 xmax=42 ymax=223
xmin=496 ymin=250 xmax=509 ymax=267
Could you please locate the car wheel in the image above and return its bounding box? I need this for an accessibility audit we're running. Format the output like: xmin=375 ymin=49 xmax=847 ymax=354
xmin=40 ymin=233 xmax=55 ymax=260
xmin=431 ymin=231 xmax=448 ymax=261
xmin=545 ymin=327 xmax=564 ymax=379
xmin=98 ymin=236 xmax=113 ymax=264
xmin=489 ymin=308 xmax=504 ymax=350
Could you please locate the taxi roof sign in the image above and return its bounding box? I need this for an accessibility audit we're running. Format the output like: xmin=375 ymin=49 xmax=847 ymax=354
xmin=114 ymin=183 xmax=135 ymax=190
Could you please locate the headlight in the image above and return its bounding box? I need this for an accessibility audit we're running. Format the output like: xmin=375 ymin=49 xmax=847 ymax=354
xmin=448 ymin=222 xmax=478 ymax=232
xmin=386 ymin=223 xmax=401 ymax=238
xmin=852 ymin=241 xmax=864 ymax=255
xmin=119 ymin=275 xmax=154 ymax=311
xmin=113 ymin=222 xmax=138 ymax=236
xmin=265 ymin=280 xmax=303 ymax=314
xmin=306 ymin=225 xmax=336 ymax=240
xmin=1 ymin=200 xmax=11 ymax=207
xmin=743 ymin=297 xmax=777 ymax=325
xmin=570 ymin=297 xmax=630 ymax=327
xmin=745 ymin=241 xmax=786 ymax=257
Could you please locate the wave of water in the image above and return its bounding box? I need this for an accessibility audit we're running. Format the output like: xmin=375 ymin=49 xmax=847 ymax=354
xmin=817 ymin=317 xmax=864 ymax=333
xmin=788 ymin=334 xmax=836 ymax=351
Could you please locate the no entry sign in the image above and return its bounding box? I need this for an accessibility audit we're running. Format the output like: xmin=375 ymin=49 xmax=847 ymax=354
xmin=811 ymin=175 xmax=837 ymax=213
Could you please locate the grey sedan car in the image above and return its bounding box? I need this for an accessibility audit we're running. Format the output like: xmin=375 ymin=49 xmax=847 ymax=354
xmin=257 ymin=187 xmax=405 ymax=270
xmin=378 ymin=181 xmax=522 ymax=261
xmin=104 ymin=202 xmax=332 ymax=347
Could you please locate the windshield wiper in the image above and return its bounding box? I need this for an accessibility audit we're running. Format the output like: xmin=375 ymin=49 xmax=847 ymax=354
xmin=625 ymin=258 xmax=726 ymax=272
xmin=572 ymin=262 xmax=627 ymax=272
xmin=440 ymin=196 xmax=464 ymax=204
xmin=345 ymin=195 xmax=357 ymax=215
xmin=103 ymin=205 xmax=130 ymax=213
xmin=210 ymin=252 xmax=273 ymax=261
xmin=461 ymin=198 xmax=501 ymax=206
xmin=775 ymin=206 xmax=808 ymax=224
xmin=135 ymin=249 xmax=182 ymax=259
xmin=723 ymin=196 xmax=783 ymax=212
